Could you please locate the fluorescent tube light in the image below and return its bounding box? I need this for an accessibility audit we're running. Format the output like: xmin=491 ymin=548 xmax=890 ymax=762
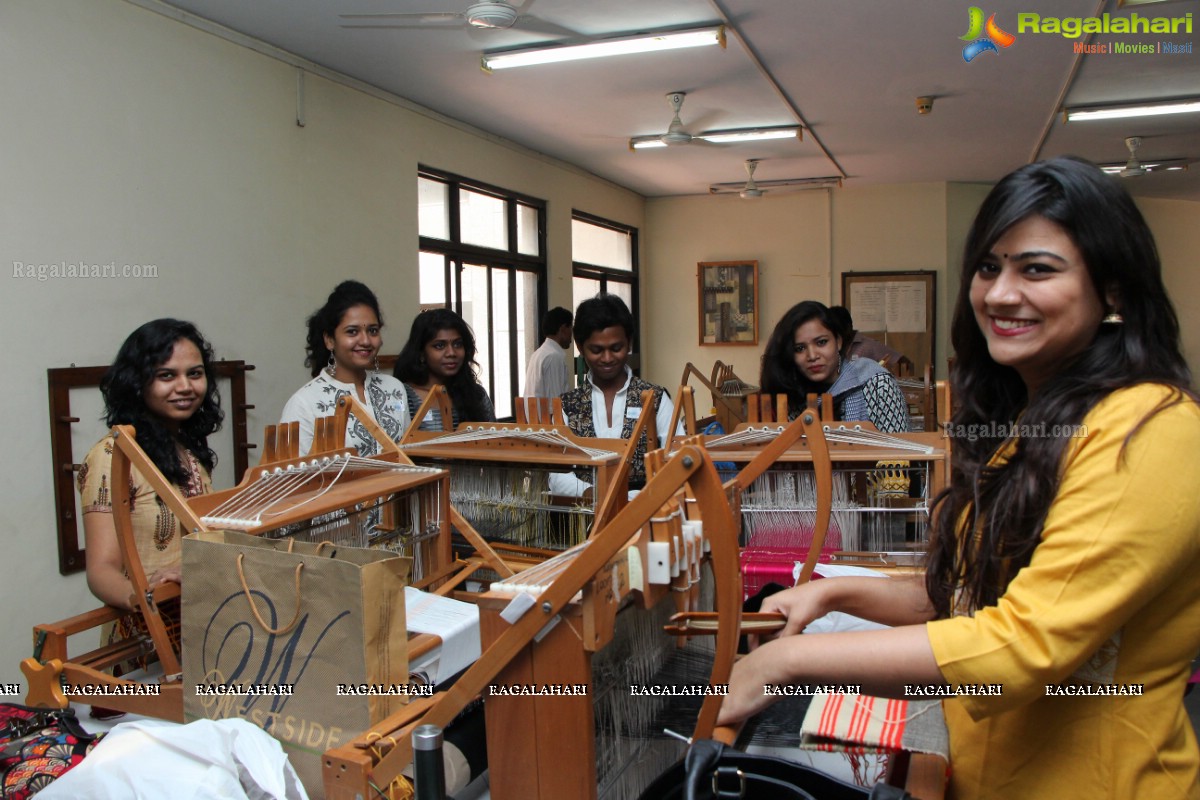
xmin=701 ymin=127 xmax=801 ymax=144
xmin=482 ymin=25 xmax=724 ymax=71
xmin=1064 ymin=99 xmax=1200 ymax=122
xmin=628 ymin=125 xmax=802 ymax=150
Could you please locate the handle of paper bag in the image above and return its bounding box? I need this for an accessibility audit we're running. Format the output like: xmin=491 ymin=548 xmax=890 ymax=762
xmin=236 ymin=553 xmax=304 ymax=635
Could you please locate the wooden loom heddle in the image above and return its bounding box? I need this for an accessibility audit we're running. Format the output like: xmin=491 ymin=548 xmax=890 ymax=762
xmin=398 ymin=384 xmax=661 ymax=555
xmin=678 ymin=389 xmax=947 ymax=571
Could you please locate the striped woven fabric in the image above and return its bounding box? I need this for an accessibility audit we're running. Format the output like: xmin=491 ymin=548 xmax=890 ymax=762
xmin=800 ymin=693 xmax=948 ymax=760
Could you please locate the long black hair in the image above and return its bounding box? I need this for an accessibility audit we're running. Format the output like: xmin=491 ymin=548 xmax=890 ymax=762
xmin=759 ymin=300 xmax=843 ymax=410
xmin=304 ymin=280 xmax=384 ymax=378
xmin=926 ymin=156 xmax=1193 ymax=617
xmin=393 ymin=308 xmax=491 ymax=421
xmin=101 ymin=319 xmax=222 ymax=485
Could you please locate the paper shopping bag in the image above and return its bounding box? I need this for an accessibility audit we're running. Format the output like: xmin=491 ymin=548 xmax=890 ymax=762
xmin=182 ymin=531 xmax=410 ymax=796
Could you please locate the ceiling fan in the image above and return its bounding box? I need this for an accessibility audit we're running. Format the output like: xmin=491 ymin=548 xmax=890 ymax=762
xmin=340 ymin=1 xmax=572 ymax=36
xmin=1098 ymin=136 xmax=1191 ymax=177
xmin=739 ymin=159 xmax=764 ymax=199
xmin=658 ymin=91 xmax=701 ymax=146
xmin=629 ymin=92 xmax=802 ymax=150
xmin=708 ymin=160 xmax=843 ymax=197
xmin=1120 ymin=136 xmax=1147 ymax=177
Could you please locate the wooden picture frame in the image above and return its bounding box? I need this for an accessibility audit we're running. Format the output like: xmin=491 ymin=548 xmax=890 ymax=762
xmin=841 ymin=270 xmax=936 ymax=376
xmin=698 ymin=260 xmax=758 ymax=346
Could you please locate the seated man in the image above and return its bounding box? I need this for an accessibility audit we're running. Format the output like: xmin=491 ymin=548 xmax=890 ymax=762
xmin=549 ymin=294 xmax=677 ymax=497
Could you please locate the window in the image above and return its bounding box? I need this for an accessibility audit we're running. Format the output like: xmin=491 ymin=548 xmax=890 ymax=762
xmin=418 ymin=168 xmax=546 ymax=419
xmin=571 ymin=211 xmax=640 ymax=352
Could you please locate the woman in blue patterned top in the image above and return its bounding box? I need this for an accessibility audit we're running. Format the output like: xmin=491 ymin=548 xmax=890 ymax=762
xmin=760 ymin=300 xmax=910 ymax=432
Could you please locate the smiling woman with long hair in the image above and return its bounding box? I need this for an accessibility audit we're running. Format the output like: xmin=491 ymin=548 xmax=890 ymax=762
xmin=280 ymin=280 xmax=410 ymax=456
xmin=79 ymin=319 xmax=222 ymax=609
xmin=720 ymin=158 xmax=1200 ymax=798
xmin=760 ymin=300 xmax=909 ymax=432
xmin=393 ymin=308 xmax=494 ymax=430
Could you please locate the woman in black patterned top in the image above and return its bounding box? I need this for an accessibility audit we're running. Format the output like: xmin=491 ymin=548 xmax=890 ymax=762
xmin=393 ymin=308 xmax=495 ymax=431
xmin=761 ymin=301 xmax=910 ymax=432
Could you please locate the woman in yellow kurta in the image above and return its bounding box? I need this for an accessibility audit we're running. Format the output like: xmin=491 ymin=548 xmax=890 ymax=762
xmin=720 ymin=157 xmax=1200 ymax=799
xmin=79 ymin=319 xmax=221 ymax=610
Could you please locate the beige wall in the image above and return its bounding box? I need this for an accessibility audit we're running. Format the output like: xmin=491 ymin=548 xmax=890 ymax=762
xmin=646 ymin=185 xmax=1199 ymax=398
xmin=643 ymin=191 xmax=833 ymax=391
xmin=644 ymin=183 xmax=984 ymax=396
xmin=0 ymin=0 xmax=642 ymax=683
xmin=3 ymin=0 xmax=1197 ymax=693
xmin=1137 ymin=198 xmax=1200 ymax=367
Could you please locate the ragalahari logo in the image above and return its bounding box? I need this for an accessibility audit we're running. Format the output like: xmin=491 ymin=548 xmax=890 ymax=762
xmin=960 ymin=7 xmax=1016 ymax=62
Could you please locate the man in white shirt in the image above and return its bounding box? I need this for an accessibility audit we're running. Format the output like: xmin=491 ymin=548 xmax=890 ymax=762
xmin=523 ymin=307 xmax=573 ymax=398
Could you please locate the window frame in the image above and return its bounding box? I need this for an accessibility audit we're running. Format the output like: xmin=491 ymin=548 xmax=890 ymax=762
xmin=418 ymin=166 xmax=547 ymax=419
xmin=571 ymin=210 xmax=641 ymax=353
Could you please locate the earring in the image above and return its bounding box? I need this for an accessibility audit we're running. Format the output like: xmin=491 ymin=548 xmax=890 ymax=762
xmin=327 ymin=352 xmax=336 ymax=371
xmin=1102 ymin=311 xmax=1124 ymax=325
xmin=373 ymin=354 xmax=380 ymax=372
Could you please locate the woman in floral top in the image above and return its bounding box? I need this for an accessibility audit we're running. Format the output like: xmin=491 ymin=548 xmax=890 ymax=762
xmin=79 ymin=319 xmax=221 ymax=610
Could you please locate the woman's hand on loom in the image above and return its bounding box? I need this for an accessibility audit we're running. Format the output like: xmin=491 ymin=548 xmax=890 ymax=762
xmin=757 ymin=582 xmax=830 ymax=639
xmin=147 ymin=566 xmax=182 ymax=588
xmin=718 ymin=640 xmax=789 ymax=725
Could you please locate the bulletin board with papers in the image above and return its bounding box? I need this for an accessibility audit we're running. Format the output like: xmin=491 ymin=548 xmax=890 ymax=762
xmin=841 ymin=271 xmax=936 ymax=376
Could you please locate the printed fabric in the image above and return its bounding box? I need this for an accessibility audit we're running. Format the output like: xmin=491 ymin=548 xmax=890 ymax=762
xmin=0 ymin=704 xmax=103 ymax=799
xmin=560 ymin=375 xmax=665 ymax=489
xmin=279 ymin=370 xmax=411 ymax=456
xmin=77 ymin=434 xmax=211 ymax=580
xmin=826 ymin=358 xmax=910 ymax=433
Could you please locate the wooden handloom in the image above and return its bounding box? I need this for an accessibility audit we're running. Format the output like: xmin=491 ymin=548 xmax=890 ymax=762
xmin=22 ymin=395 xmax=457 ymax=721
xmin=398 ymin=385 xmax=657 ymax=556
xmin=322 ymin=431 xmax=748 ymax=800
xmin=677 ymin=360 xmax=759 ymax=433
xmin=674 ymin=396 xmax=948 ymax=798
xmin=325 ymin=408 xmax=945 ymax=799
xmin=674 ymin=388 xmax=949 ymax=575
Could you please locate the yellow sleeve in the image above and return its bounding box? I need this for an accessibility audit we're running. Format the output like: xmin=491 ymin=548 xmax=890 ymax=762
xmin=927 ymin=385 xmax=1200 ymax=718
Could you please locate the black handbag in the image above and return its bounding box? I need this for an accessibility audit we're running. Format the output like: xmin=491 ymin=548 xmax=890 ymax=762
xmin=637 ymin=740 xmax=914 ymax=800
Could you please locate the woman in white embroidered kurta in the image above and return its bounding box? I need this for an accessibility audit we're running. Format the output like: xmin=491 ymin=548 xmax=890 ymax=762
xmin=280 ymin=280 xmax=410 ymax=456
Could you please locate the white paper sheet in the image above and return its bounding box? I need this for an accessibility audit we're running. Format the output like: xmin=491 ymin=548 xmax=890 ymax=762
xmin=405 ymin=586 xmax=481 ymax=685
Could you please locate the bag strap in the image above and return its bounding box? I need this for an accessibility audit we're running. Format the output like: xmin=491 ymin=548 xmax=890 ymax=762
xmin=235 ymin=553 xmax=305 ymax=635
xmin=684 ymin=740 xmax=726 ymax=800
xmin=679 ymin=739 xmax=911 ymax=800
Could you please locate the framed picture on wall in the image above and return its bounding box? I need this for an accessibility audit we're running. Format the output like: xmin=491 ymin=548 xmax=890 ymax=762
xmin=698 ymin=260 xmax=758 ymax=346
